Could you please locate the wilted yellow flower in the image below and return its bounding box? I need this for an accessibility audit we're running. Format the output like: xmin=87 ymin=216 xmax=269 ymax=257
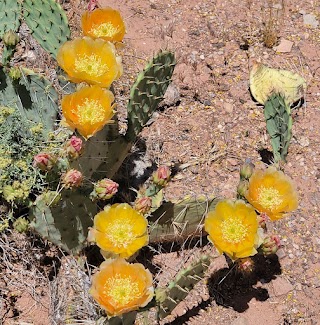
xmin=89 ymin=258 xmax=154 ymax=316
xmin=204 ymin=200 xmax=260 ymax=260
xmin=82 ymin=8 xmax=126 ymax=42
xmin=245 ymin=167 xmax=298 ymax=221
xmin=88 ymin=203 xmax=148 ymax=258
xmin=61 ymin=85 xmax=114 ymax=139
xmin=57 ymin=37 xmax=122 ymax=87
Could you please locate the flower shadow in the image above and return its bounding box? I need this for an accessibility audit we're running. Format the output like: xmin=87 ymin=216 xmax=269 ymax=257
xmin=207 ymin=254 xmax=281 ymax=312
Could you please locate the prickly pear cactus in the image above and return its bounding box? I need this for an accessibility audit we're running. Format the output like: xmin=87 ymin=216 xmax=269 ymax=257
xmin=149 ymin=195 xmax=218 ymax=243
xmin=156 ymin=255 xmax=210 ymax=319
xmin=30 ymin=190 xmax=97 ymax=254
xmin=264 ymin=93 xmax=292 ymax=162
xmin=23 ymin=0 xmax=70 ymax=58
xmin=75 ymin=51 xmax=176 ymax=180
xmin=126 ymin=50 xmax=176 ymax=142
xmin=0 ymin=0 xmax=21 ymax=37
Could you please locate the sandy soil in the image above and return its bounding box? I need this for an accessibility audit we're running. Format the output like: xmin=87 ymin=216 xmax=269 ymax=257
xmin=1 ymin=0 xmax=320 ymax=324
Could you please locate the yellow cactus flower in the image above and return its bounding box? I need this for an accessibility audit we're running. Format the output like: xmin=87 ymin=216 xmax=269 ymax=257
xmin=89 ymin=258 xmax=154 ymax=316
xmin=204 ymin=200 xmax=260 ymax=260
xmin=82 ymin=8 xmax=126 ymax=42
xmin=245 ymin=166 xmax=298 ymax=221
xmin=61 ymin=85 xmax=115 ymax=139
xmin=88 ymin=203 xmax=149 ymax=258
xmin=57 ymin=37 xmax=122 ymax=87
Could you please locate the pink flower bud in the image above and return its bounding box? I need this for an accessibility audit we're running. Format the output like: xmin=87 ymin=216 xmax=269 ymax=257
xmin=88 ymin=0 xmax=97 ymax=11
xmin=65 ymin=136 xmax=83 ymax=159
xmin=236 ymin=257 xmax=255 ymax=274
xmin=33 ymin=153 xmax=54 ymax=171
xmin=257 ymin=212 xmax=269 ymax=229
xmin=62 ymin=169 xmax=83 ymax=189
xmin=134 ymin=197 xmax=152 ymax=215
xmin=90 ymin=178 xmax=119 ymax=200
xmin=260 ymin=235 xmax=281 ymax=255
xmin=152 ymin=165 xmax=171 ymax=186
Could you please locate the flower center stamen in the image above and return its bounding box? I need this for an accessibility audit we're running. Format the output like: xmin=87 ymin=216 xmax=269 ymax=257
xmin=74 ymin=99 xmax=105 ymax=125
xmin=105 ymin=222 xmax=134 ymax=248
xmin=90 ymin=22 xmax=119 ymax=38
xmin=74 ymin=54 xmax=109 ymax=77
xmin=104 ymin=274 xmax=140 ymax=305
xmin=221 ymin=217 xmax=248 ymax=243
xmin=257 ymin=187 xmax=283 ymax=210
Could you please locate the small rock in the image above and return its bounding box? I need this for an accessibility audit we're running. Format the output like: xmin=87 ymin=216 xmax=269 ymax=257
xmin=303 ymin=13 xmax=319 ymax=28
xmin=224 ymin=102 xmax=234 ymax=113
xmin=163 ymin=83 xmax=180 ymax=106
xmin=298 ymin=136 xmax=310 ymax=147
xmin=271 ymin=277 xmax=294 ymax=297
xmin=231 ymin=317 xmax=249 ymax=325
xmin=274 ymin=39 xmax=294 ymax=53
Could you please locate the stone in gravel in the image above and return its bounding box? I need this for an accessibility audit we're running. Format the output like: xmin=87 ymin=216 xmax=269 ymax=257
xmin=163 ymin=83 xmax=180 ymax=106
xmin=271 ymin=277 xmax=294 ymax=297
xmin=231 ymin=317 xmax=249 ymax=325
xmin=224 ymin=102 xmax=234 ymax=113
xmin=303 ymin=13 xmax=319 ymax=28
xmin=274 ymin=39 xmax=293 ymax=53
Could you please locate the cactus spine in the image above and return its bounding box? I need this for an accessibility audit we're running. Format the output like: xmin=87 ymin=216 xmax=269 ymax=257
xmin=264 ymin=93 xmax=292 ymax=162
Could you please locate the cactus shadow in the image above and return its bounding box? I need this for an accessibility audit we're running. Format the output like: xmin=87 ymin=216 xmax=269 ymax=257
xmin=207 ymin=254 xmax=281 ymax=312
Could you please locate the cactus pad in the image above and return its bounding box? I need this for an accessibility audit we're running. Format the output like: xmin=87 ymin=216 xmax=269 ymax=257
xmin=126 ymin=50 xmax=176 ymax=142
xmin=264 ymin=93 xmax=292 ymax=162
xmin=157 ymin=255 xmax=210 ymax=319
xmin=0 ymin=68 xmax=58 ymax=137
xmin=23 ymin=0 xmax=70 ymax=58
xmin=30 ymin=190 xmax=97 ymax=254
xmin=0 ymin=0 xmax=21 ymax=37
xmin=149 ymin=196 xmax=218 ymax=243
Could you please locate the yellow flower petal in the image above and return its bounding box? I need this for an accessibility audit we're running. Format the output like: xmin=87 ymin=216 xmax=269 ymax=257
xmin=61 ymin=85 xmax=114 ymax=139
xmin=90 ymin=258 xmax=154 ymax=316
xmin=57 ymin=37 xmax=122 ymax=87
xmin=245 ymin=166 xmax=298 ymax=221
xmin=88 ymin=203 xmax=149 ymax=258
xmin=82 ymin=8 xmax=126 ymax=42
xmin=204 ymin=200 xmax=259 ymax=260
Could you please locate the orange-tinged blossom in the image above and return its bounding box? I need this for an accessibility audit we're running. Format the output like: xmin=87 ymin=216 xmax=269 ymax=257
xmin=245 ymin=166 xmax=298 ymax=220
xmin=57 ymin=37 xmax=122 ymax=87
xmin=61 ymin=85 xmax=114 ymax=139
xmin=82 ymin=8 xmax=126 ymax=42
xmin=205 ymin=200 xmax=260 ymax=260
xmin=89 ymin=258 xmax=154 ymax=316
xmin=88 ymin=203 xmax=149 ymax=258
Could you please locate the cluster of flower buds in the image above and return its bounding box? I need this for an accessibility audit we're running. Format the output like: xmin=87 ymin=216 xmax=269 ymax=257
xmin=62 ymin=169 xmax=83 ymax=189
xmin=134 ymin=196 xmax=152 ymax=215
xmin=90 ymin=178 xmax=119 ymax=201
xmin=33 ymin=153 xmax=55 ymax=171
xmin=65 ymin=135 xmax=83 ymax=160
xmin=152 ymin=165 xmax=171 ymax=187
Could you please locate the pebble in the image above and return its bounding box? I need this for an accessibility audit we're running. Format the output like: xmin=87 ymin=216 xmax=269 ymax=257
xmin=303 ymin=13 xmax=319 ymax=28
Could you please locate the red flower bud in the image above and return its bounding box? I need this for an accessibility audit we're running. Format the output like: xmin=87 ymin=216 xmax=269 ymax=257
xmin=134 ymin=197 xmax=152 ymax=215
xmin=62 ymin=169 xmax=83 ymax=189
xmin=90 ymin=178 xmax=119 ymax=200
xmin=152 ymin=165 xmax=171 ymax=186
xmin=33 ymin=153 xmax=54 ymax=171
xmin=65 ymin=136 xmax=83 ymax=159
xmin=260 ymin=235 xmax=281 ymax=255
